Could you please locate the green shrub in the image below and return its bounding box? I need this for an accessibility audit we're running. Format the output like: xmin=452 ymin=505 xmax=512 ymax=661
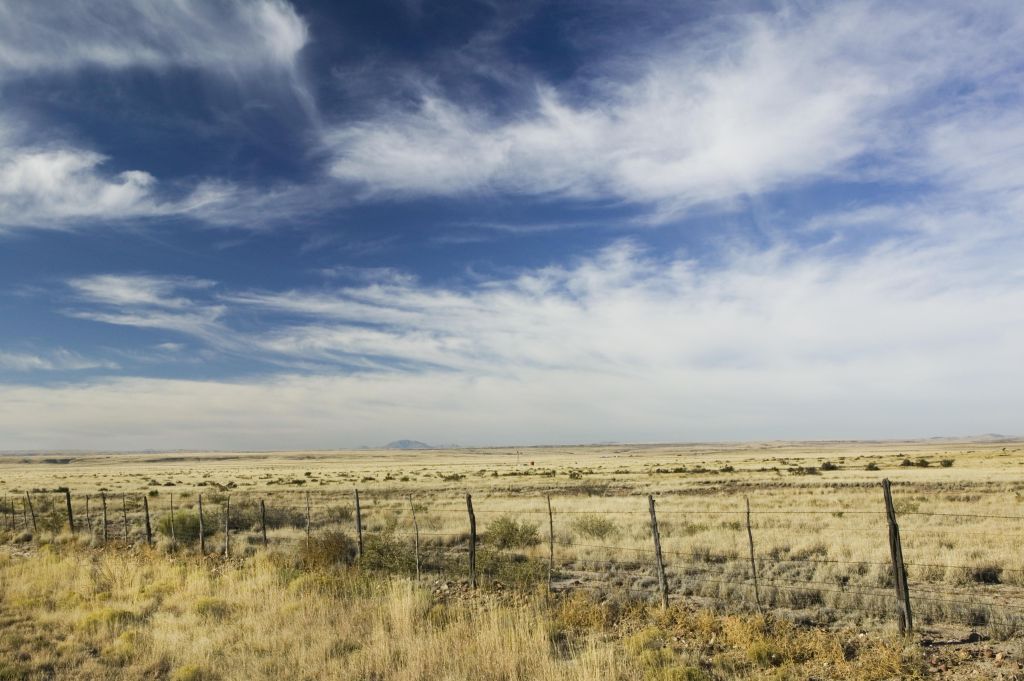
xmin=155 ymin=511 xmax=213 ymax=543
xmin=297 ymin=531 xmax=357 ymax=569
xmin=940 ymin=459 xmax=954 ymax=468
xmin=360 ymin=531 xmax=415 ymax=573
xmin=899 ymin=458 xmax=913 ymax=467
xmin=865 ymin=462 xmax=880 ymax=471
xmin=914 ymin=458 xmax=931 ymax=468
xmin=485 ymin=515 xmax=541 ymax=549
xmin=571 ymin=514 xmax=618 ymax=540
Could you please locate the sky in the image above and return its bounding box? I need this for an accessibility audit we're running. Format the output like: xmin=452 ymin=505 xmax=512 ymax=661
xmin=0 ymin=0 xmax=1022 ymax=450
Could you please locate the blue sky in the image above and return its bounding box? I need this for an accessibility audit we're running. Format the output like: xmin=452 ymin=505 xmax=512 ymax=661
xmin=0 ymin=0 xmax=1022 ymax=450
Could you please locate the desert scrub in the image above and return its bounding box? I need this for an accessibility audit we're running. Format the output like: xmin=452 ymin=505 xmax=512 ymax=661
xmin=485 ymin=515 xmax=541 ymax=549
xmin=571 ymin=514 xmax=619 ymax=540
xmin=156 ymin=511 xmax=213 ymax=543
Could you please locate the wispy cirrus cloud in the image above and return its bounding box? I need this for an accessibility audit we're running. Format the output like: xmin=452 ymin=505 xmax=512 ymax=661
xmin=0 ymin=0 xmax=307 ymax=78
xmin=324 ymin=2 xmax=1024 ymax=222
xmin=0 ymin=0 xmax=311 ymax=232
xmin=6 ymin=228 xmax=1021 ymax=448
xmin=0 ymin=348 xmax=118 ymax=372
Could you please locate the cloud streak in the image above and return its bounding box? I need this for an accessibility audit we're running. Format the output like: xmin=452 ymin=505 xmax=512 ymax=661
xmin=324 ymin=2 xmax=1024 ymax=220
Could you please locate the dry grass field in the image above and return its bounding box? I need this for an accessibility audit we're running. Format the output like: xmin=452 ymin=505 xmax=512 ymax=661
xmin=2 ymin=438 xmax=1024 ymax=680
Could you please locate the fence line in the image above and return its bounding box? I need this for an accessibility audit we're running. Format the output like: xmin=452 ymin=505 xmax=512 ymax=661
xmin=4 ymin=480 xmax=1024 ymax=636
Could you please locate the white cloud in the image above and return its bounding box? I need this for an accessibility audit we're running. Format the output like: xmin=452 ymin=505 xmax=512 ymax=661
xmin=66 ymin=274 xmax=226 ymax=343
xmin=325 ymin=2 xmax=1024 ymax=219
xmin=17 ymin=227 xmax=1020 ymax=449
xmin=0 ymin=0 xmax=307 ymax=78
xmin=0 ymin=349 xmax=117 ymax=372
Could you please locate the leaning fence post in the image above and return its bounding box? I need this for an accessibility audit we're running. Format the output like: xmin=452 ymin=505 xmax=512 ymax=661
xmin=169 ymin=492 xmax=175 ymax=544
xmin=745 ymin=497 xmax=762 ymax=612
xmin=223 ymin=495 xmax=230 ymax=558
xmin=305 ymin=491 xmax=311 ymax=548
xmin=143 ymin=495 xmax=152 ymax=546
xmin=26 ymin=492 xmax=37 ymax=534
xmin=409 ymin=496 xmax=421 ymax=581
xmin=466 ymin=493 xmax=477 ymax=589
xmin=547 ymin=495 xmax=555 ymax=592
xmin=65 ymin=490 xmax=75 ymax=535
xmin=198 ymin=494 xmax=206 ymax=555
xmin=121 ymin=493 xmax=129 ymax=545
xmin=100 ymin=492 xmax=108 ymax=543
xmin=85 ymin=495 xmax=92 ymax=534
xmin=648 ymin=494 xmax=669 ymax=608
xmin=354 ymin=489 xmax=364 ymax=559
xmin=882 ymin=479 xmax=912 ymax=634
xmin=260 ymin=498 xmax=268 ymax=547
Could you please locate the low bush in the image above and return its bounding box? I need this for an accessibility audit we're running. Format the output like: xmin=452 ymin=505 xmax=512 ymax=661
xmin=485 ymin=515 xmax=540 ymax=549
xmin=155 ymin=511 xmax=213 ymax=543
xmin=571 ymin=514 xmax=619 ymax=540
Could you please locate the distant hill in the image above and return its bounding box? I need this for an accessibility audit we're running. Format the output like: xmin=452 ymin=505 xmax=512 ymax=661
xmin=384 ymin=440 xmax=432 ymax=450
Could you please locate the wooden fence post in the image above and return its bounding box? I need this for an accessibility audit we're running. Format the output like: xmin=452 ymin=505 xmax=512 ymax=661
xmin=85 ymin=495 xmax=92 ymax=535
xmin=100 ymin=492 xmax=107 ymax=543
xmin=466 ymin=493 xmax=477 ymax=589
xmin=26 ymin=492 xmax=37 ymax=534
xmin=354 ymin=489 xmax=364 ymax=559
xmin=882 ymin=479 xmax=912 ymax=634
xmin=648 ymin=494 xmax=669 ymax=608
xmin=305 ymin=491 xmax=311 ymax=548
xmin=409 ymin=496 xmax=421 ymax=581
xmin=65 ymin=490 xmax=75 ymax=535
xmin=21 ymin=496 xmax=28 ymax=530
xmin=143 ymin=495 xmax=152 ymax=546
xmin=169 ymin=493 xmax=175 ymax=544
xmin=260 ymin=499 xmax=268 ymax=547
xmin=198 ymin=494 xmax=206 ymax=555
xmin=223 ymin=495 xmax=230 ymax=558
xmin=121 ymin=493 xmax=129 ymax=545
xmin=547 ymin=495 xmax=555 ymax=592
xmin=745 ymin=497 xmax=762 ymax=612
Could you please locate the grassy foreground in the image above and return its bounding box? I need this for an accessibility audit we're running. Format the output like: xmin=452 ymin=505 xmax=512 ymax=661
xmin=0 ymin=542 xmax=925 ymax=681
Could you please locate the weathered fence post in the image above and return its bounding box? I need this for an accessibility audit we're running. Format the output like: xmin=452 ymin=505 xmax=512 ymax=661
xmin=354 ymin=489 xmax=364 ymax=559
xmin=26 ymin=492 xmax=37 ymax=534
xmin=745 ymin=497 xmax=762 ymax=613
xmin=143 ymin=495 xmax=152 ymax=546
xmin=882 ymin=479 xmax=912 ymax=634
xmin=168 ymin=492 xmax=175 ymax=544
xmin=648 ymin=494 xmax=669 ymax=608
xmin=198 ymin=494 xmax=206 ymax=555
xmin=547 ymin=495 xmax=555 ymax=592
xmin=85 ymin=495 xmax=92 ymax=534
xmin=65 ymin=489 xmax=75 ymax=535
xmin=260 ymin=498 xmax=268 ymax=547
xmin=466 ymin=493 xmax=477 ymax=589
xmin=409 ymin=496 xmax=421 ymax=581
xmin=121 ymin=493 xmax=129 ymax=545
xmin=305 ymin=491 xmax=311 ymax=548
xmin=100 ymin=492 xmax=108 ymax=543
xmin=223 ymin=495 xmax=230 ymax=558
xmin=21 ymin=496 xmax=28 ymax=530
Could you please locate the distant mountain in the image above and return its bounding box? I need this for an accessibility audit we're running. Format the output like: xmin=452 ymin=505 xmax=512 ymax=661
xmin=384 ymin=440 xmax=432 ymax=450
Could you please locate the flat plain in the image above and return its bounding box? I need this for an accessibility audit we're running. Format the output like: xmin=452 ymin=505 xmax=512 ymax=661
xmin=2 ymin=437 xmax=1024 ymax=680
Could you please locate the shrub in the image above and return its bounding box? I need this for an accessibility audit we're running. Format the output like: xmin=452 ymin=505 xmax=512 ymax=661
xmin=297 ymin=531 xmax=358 ymax=569
xmin=360 ymin=532 xmax=415 ymax=573
xmin=155 ymin=511 xmax=213 ymax=543
xmin=914 ymin=458 xmax=931 ymax=468
xmin=485 ymin=515 xmax=541 ymax=549
xmin=900 ymin=458 xmax=913 ymax=467
xmin=865 ymin=462 xmax=880 ymax=471
xmin=571 ymin=514 xmax=618 ymax=540
xmin=819 ymin=461 xmax=838 ymax=471
xmin=940 ymin=459 xmax=954 ymax=468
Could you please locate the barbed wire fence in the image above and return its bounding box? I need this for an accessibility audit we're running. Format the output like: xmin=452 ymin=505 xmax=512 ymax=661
xmin=3 ymin=479 xmax=1024 ymax=637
